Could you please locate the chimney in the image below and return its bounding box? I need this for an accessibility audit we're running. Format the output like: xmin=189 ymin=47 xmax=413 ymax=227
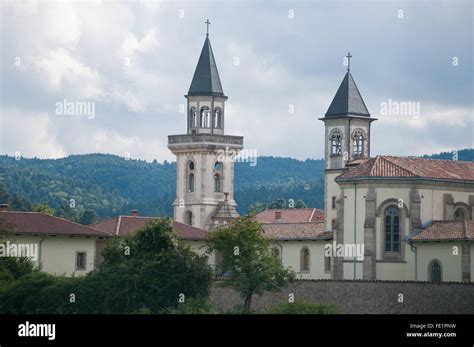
xmin=131 ymin=209 xmax=138 ymax=217
xmin=274 ymin=211 xmax=282 ymax=221
xmin=0 ymin=204 xmax=9 ymax=211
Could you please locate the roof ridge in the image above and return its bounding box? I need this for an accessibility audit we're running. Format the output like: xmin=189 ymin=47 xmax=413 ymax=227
xmin=263 ymin=221 xmax=325 ymax=225
xmin=115 ymin=216 xmax=122 ymax=236
xmin=308 ymin=208 xmax=316 ymax=222
xmin=381 ymin=155 xmax=474 ymax=164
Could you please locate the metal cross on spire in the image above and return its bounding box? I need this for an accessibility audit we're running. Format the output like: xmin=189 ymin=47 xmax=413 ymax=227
xmin=205 ymin=19 xmax=211 ymax=36
xmin=346 ymin=52 xmax=352 ymax=72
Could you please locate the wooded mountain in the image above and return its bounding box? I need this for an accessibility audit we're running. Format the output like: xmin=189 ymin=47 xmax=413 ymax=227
xmin=1 ymin=149 xmax=472 ymax=220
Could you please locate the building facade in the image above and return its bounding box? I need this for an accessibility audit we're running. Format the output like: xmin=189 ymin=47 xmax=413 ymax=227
xmin=319 ymin=63 xmax=474 ymax=282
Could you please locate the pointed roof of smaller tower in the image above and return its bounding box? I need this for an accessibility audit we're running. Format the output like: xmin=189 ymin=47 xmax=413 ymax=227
xmin=188 ymin=36 xmax=225 ymax=97
xmin=325 ymin=71 xmax=370 ymax=117
xmin=211 ymin=193 xmax=239 ymax=221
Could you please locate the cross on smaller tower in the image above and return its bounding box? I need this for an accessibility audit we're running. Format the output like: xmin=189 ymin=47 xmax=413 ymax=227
xmin=205 ymin=19 xmax=211 ymax=36
xmin=346 ymin=52 xmax=352 ymax=72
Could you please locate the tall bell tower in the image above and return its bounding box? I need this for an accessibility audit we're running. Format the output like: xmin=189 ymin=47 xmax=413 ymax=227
xmin=168 ymin=21 xmax=243 ymax=230
xmin=319 ymin=53 xmax=376 ymax=278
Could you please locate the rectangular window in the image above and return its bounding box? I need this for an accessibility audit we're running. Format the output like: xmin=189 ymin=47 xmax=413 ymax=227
xmin=324 ymin=255 xmax=331 ymax=273
xmin=331 ymin=219 xmax=336 ymax=231
xmin=331 ymin=196 xmax=337 ymax=209
xmin=76 ymin=252 xmax=87 ymax=271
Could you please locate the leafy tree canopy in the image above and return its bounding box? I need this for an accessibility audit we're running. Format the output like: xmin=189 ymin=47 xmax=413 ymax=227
xmin=207 ymin=216 xmax=295 ymax=311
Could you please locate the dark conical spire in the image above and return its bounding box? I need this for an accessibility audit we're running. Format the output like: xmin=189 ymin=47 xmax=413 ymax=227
xmin=325 ymin=72 xmax=370 ymax=117
xmin=187 ymin=36 xmax=225 ymax=96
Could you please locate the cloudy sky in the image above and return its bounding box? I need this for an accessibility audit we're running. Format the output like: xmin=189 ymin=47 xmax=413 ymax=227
xmin=1 ymin=0 xmax=472 ymax=162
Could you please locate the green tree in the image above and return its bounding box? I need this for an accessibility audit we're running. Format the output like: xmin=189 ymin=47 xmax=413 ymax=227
xmin=207 ymin=216 xmax=295 ymax=311
xmin=247 ymin=201 xmax=266 ymax=215
xmin=294 ymin=200 xmax=306 ymax=208
xmin=10 ymin=194 xmax=31 ymax=211
xmin=80 ymin=209 xmax=98 ymax=225
xmin=269 ymin=198 xmax=286 ymax=209
xmin=32 ymin=203 xmax=54 ymax=215
xmin=92 ymin=218 xmax=213 ymax=313
xmin=54 ymin=205 xmax=79 ymax=222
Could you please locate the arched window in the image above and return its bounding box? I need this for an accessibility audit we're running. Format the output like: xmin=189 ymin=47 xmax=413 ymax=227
xmin=300 ymin=247 xmax=310 ymax=272
xmin=330 ymin=129 xmax=342 ymax=156
xmin=272 ymin=247 xmax=280 ymax=259
xmin=187 ymin=160 xmax=195 ymax=193
xmin=429 ymin=260 xmax=442 ymax=282
xmin=185 ymin=210 xmax=193 ymax=226
xmin=214 ymin=174 xmax=221 ymax=192
xmin=352 ymin=130 xmax=364 ymax=156
xmin=384 ymin=207 xmax=400 ymax=253
xmin=189 ymin=107 xmax=197 ymax=128
xmin=454 ymin=208 xmax=467 ymax=221
xmin=200 ymin=107 xmax=210 ymax=128
xmin=188 ymin=173 xmax=195 ymax=192
xmin=213 ymin=107 xmax=222 ymax=128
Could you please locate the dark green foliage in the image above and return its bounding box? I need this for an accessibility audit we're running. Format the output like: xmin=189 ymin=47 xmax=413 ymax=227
xmin=269 ymin=300 xmax=340 ymax=314
xmin=0 ymin=257 xmax=36 ymax=290
xmin=420 ymin=148 xmax=474 ymax=161
xmin=79 ymin=209 xmax=98 ymax=225
xmin=32 ymin=203 xmax=54 ymax=215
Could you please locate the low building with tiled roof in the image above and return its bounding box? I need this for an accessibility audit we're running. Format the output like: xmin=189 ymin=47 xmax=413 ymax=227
xmin=256 ymin=208 xmax=325 ymax=224
xmin=408 ymin=220 xmax=474 ymax=242
xmin=402 ymin=220 xmax=474 ymax=282
xmin=92 ymin=215 xmax=207 ymax=240
xmin=255 ymin=209 xmax=332 ymax=280
xmin=92 ymin=212 xmax=211 ymax=266
xmin=0 ymin=209 xmax=110 ymax=276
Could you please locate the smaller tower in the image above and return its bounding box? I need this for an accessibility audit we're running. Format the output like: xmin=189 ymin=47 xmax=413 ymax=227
xmin=319 ymin=53 xmax=376 ymax=279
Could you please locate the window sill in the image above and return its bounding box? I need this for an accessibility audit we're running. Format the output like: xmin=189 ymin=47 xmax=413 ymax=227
xmin=377 ymin=259 xmax=407 ymax=264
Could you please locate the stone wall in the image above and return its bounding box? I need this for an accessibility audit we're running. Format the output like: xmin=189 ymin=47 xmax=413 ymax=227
xmin=210 ymin=280 xmax=474 ymax=314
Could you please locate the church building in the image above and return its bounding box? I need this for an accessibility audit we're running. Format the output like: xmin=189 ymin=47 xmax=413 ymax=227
xmin=319 ymin=55 xmax=474 ymax=282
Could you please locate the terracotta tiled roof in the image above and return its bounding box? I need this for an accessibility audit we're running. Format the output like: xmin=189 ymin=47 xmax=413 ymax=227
xmin=409 ymin=220 xmax=474 ymax=241
xmin=261 ymin=222 xmax=332 ymax=241
xmin=92 ymin=216 xmax=208 ymax=240
xmin=337 ymin=156 xmax=474 ymax=181
xmin=256 ymin=208 xmax=325 ymax=224
xmin=0 ymin=211 xmax=110 ymax=237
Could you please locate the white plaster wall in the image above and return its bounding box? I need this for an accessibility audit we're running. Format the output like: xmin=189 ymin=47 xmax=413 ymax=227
xmin=1 ymin=234 xmax=97 ymax=277
xmin=278 ymin=241 xmax=331 ymax=280
xmin=415 ymin=242 xmax=463 ymax=282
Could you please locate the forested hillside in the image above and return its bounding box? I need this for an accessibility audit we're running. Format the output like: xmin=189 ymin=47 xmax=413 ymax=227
xmin=0 ymin=149 xmax=472 ymax=221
